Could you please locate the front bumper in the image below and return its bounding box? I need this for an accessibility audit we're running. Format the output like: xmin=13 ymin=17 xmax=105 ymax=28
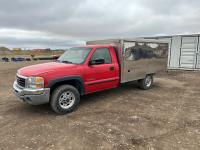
xmin=13 ymin=81 xmax=50 ymax=105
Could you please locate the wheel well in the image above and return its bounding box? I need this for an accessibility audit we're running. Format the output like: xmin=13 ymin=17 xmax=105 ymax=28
xmin=50 ymin=80 xmax=84 ymax=96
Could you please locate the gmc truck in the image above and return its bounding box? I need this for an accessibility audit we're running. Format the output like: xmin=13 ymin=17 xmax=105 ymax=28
xmin=13 ymin=39 xmax=168 ymax=114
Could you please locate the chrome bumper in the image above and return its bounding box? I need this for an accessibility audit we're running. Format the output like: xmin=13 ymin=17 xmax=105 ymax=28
xmin=13 ymin=81 xmax=50 ymax=105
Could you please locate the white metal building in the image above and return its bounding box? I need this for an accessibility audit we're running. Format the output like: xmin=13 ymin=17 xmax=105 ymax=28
xmin=144 ymin=34 xmax=200 ymax=70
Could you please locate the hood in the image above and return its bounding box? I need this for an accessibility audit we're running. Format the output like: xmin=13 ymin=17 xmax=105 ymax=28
xmin=18 ymin=62 xmax=78 ymax=76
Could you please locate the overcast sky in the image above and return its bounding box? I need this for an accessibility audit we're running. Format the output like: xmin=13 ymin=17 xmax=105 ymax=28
xmin=0 ymin=0 xmax=200 ymax=49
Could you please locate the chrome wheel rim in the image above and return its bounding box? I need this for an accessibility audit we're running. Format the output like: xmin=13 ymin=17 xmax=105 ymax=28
xmin=58 ymin=91 xmax=75 ymax=109
xmin=145 ymin=76 xmax=152 ymax=87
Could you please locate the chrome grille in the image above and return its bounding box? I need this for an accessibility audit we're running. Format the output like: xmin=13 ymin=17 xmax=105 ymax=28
xmin=17 ymin=75 xmax=26 ymax=87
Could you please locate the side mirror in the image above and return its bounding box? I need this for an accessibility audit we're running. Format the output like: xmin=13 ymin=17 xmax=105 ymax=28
xmin=89 ymin=58 xmax=105 ymax=65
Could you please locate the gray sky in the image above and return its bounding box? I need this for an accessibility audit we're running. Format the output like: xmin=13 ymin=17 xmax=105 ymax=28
xmin=0 ymin=0 xmax=200 ymax=49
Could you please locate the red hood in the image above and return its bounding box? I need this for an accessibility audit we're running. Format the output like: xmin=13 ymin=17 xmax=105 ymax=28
xmin=18 ymin=62 xmax=78 ymax=77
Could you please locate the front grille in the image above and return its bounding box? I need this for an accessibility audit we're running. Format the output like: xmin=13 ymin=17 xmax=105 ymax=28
xmin=17 ymin=75 xmax=26 ymax=87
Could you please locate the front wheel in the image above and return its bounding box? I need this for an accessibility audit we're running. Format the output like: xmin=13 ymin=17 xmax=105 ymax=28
xmin=138 ymin=75 xmax=153 ymax=90
xmin=50 ymin=85 xmax=80 ymax=114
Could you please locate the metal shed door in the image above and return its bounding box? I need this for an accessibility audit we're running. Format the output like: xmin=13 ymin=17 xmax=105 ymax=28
xmin=196 ymin=37 xmax=200 ymax=69
xmin=180 ymin=36 xmax=199 ymax=69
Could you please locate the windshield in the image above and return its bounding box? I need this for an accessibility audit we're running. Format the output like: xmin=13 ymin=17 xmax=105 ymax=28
xmin=58 ymin=47 xmax=92 ymax=64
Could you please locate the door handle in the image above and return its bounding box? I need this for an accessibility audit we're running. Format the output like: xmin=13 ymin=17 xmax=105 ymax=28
xmin=109 ymin=66 xmax=115 ymax=71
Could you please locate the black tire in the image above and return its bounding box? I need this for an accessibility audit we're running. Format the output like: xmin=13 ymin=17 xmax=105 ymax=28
xmin=50 ymin=85 xmax=80 ymax=114
xmin=138 ymin=75 xmax=153 ymax=90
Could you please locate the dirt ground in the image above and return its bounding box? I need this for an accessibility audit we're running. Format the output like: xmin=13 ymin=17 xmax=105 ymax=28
xmin=0 ymin=61 xmax=200 ymax=150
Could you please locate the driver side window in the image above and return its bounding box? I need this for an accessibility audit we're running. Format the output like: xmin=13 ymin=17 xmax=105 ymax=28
xmin=90 ymin=48 xmax=111 ymax=64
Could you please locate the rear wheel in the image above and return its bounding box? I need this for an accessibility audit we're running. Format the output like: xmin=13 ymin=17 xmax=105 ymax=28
xmin=138 ymin=75 xmax=153 ymax=90
xmin=50 ymin=85 xmax=80 ymax=114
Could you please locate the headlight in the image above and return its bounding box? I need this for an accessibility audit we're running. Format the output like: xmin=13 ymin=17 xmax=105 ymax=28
xmin=27 ymin=77 xmax=44 ymax=89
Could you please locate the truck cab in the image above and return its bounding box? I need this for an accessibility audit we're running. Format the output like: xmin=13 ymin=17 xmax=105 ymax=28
xmin=13 ymin=39 xmax=168 ymax=114
xmin=13 ymin=45 xmax=121 ymax=114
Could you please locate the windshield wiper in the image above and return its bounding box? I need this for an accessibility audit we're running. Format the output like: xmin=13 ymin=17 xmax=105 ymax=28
xmin=57 ymin=60 xmax=73 ymax=64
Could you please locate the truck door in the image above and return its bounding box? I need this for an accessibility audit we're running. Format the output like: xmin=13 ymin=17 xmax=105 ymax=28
xmin=84 ymin=47 xmax=119 ymax=93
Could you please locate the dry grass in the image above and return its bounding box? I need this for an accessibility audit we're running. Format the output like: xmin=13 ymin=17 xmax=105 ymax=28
xmin=0 ymin=50 xmax=64 ymax=58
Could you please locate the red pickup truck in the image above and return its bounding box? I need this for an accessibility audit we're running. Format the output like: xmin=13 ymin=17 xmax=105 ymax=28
xmin=13 ymin=39 xmax=168 ymax=114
